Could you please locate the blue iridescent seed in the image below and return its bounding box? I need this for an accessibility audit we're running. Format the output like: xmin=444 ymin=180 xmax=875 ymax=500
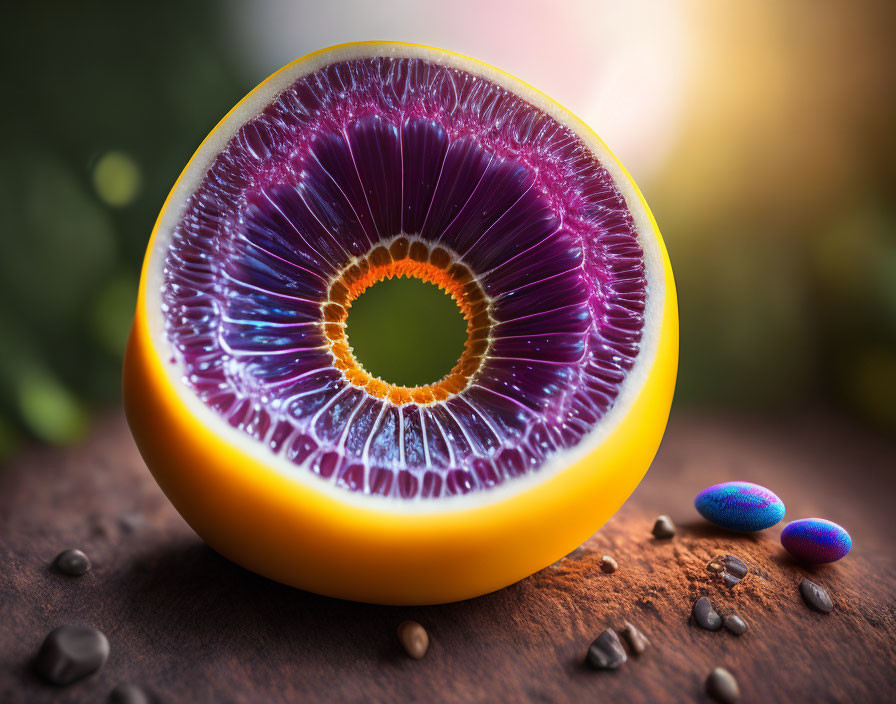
xmin=781 ymin=518 xmax=851 ymax=564
xmin=694 ymin=481 xmax=785 ymax=532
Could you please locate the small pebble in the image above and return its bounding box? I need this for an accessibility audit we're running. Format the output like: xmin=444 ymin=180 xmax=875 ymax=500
xmin=599 ymin=556 xmax=618 ymax=573
xmin=34 ymin=625 xmax=110 ymax=685
xmin=108 ymin=683 xmax=151 ymax=704
xmin=781 ymin=518 xmax=851 ymax=564
xmin=118 ymin=511 xmax=145 ymax=534
xmin=695 ymin=481 xmax=785 ymax=532
xmin=799 ymin=578 xmax=833 ymax=613
xmin=707 ymin=560 xmax=724 ymax=574
xmin=585 ymin=628 xmax=627 ymax=670
xmin=692 ymin=596 xmax=722 ymax=631
xmin=723 ymin=614 xmax=748 ymax=635
xmin=652 ymin=515 xmax=675 ymax=539
xmin=621 ymin=621 xmax=649 ymax=654
xmin=397 ymin=620 xmax=429 ymax=659
xmin=706 ymin=667 xmax=740 ymax=704
xmin=54 ymin=549 xmax=91 ymax=576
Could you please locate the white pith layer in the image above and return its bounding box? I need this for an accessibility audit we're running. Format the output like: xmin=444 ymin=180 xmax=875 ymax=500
xmin=141 ymin=42 xmax=667 ymax=514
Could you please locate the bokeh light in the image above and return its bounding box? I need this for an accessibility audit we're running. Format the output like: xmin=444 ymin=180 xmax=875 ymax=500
xmin=230 ymin=0 xmax=693 ymax=179
xmin=15 ymin=368 xmax=88 ymax=445
xmin=92 ymin=151 xmax=142 ymax=207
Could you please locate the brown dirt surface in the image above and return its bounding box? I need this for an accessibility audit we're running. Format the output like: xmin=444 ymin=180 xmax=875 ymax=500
xmin=1 ymin=410 xmax=894 ymax=703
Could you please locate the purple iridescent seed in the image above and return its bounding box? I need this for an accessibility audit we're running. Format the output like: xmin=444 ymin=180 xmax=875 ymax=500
xmin=781 ymin=518 xmax=851 ymax=564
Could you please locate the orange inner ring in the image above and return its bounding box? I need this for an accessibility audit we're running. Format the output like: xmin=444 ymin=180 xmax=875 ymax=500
xmin=322 ymin=237 xmax=492 ymax=405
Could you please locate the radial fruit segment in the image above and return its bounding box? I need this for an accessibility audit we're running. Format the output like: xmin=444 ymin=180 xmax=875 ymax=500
xmin=124 ymin=42 xmax=678 ymax=604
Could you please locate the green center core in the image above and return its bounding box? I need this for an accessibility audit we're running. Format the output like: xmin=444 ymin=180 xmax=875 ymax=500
xmin=345 ymin=276 xmax=468 ymax=387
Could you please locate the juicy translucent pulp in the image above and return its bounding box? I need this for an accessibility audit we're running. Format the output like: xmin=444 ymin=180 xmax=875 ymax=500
xmin=164 ymin=56 xmax=646 ymax=500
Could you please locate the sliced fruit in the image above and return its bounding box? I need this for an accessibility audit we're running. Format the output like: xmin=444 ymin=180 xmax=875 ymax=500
xmin=123 ymin=41 xmax=678 ymax=604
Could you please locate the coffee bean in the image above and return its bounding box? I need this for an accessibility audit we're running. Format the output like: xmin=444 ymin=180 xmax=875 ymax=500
xmin=54 ymin=549 xmax=91 ymax=577
xmin=799 ymin=578 xmax=833 ymax=613
xmin=652 ymin=515 xmax=675 ymax=539
xmin=108 ymin=683 xmax=151 ymax=704
xmin=599 ymin=556 xmax=618 ymax=573
xmin=723 ymin=573 xmax=741 ymax=588
xmin=621 ymin=621 xmax=649 ymax=655
xmin=721 ymin=555 xmax=748 ymax=579
xmin=706 ymin=667 xmax=740 ymax=703
xmin=692 ymin=596 xmax=722 ymax=631
xmin=34 ymin=625 xmax=109 ymax=685
xmin=397 ymin=620 xmax=429 ymax=659
xmin=708 ymin=554 xmax=748 ymax=588
xmin=585 ymin=628 xmax=627 ymax=670
xmin=723 ymin=614 xmax=747 ymax=635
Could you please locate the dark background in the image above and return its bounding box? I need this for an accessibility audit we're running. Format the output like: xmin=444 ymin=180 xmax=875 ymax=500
xmin=1 ymin=0 xmax=894 ymax=455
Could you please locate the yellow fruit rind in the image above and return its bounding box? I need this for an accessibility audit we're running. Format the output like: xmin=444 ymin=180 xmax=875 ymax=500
xmin=122 ymin=41 xmax=679 ymax=605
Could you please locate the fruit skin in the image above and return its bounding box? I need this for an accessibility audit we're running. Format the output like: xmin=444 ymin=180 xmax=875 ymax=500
xmin=781 ymin=518 xmax=851 ymax=564
xmin=123 ymin=41 xmax=678 ymax=605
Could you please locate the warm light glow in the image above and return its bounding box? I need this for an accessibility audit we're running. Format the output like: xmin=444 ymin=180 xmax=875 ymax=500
xmin=228 ymin=0 xmax=694 ymax=179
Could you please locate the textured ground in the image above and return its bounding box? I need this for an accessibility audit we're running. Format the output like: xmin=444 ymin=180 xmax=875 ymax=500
xmin=1 ymin=410 xmax=894 ymax=703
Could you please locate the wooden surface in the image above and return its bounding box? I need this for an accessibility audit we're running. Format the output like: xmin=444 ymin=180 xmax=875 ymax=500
xmin=1 ymin=410 xmax=894 ymax=703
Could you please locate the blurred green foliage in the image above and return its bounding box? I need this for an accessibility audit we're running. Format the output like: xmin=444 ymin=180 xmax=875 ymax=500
xmin=0 ymin=3 xmax=245 ymax=456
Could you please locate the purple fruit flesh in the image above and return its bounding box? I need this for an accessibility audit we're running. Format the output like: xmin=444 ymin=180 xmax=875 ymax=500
xmin=164 ymin=55 xmax=646 ymax=499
